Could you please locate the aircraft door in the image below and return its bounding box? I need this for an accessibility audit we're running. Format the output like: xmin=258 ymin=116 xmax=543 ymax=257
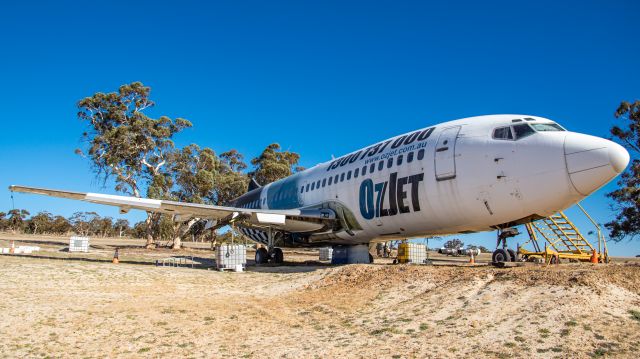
xmin=434 ymin=126 xmax=461 ymax=181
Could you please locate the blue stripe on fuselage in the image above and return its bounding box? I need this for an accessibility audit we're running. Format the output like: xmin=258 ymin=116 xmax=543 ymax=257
xmin=267 ymin=174 xmax=302 ymax=209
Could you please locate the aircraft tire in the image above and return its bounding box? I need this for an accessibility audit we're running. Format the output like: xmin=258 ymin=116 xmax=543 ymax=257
xmin=492 ymin=249 xmax=511 ymax=263
xmin=273 ymin=248 xmax=284 ymax=264
xmin=507 ymin=249 xmax=517 ymax=262
xmin=255 ymin=247 xmax=269 ymax=264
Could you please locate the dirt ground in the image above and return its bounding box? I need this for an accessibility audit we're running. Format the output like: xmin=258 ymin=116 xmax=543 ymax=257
xmin=0 ymin=235 xmax=639 ymax=358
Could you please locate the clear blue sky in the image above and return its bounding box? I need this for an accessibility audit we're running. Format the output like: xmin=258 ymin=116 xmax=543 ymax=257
xmin=0 ymin=0 xmax=638 ymax=256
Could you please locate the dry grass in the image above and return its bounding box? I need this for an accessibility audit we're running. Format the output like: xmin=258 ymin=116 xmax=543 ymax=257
xmin=0 ymin=234 xmax=639 ymax=358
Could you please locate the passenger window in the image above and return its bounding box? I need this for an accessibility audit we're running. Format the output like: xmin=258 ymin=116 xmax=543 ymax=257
xmin=387 ymin=158 xmax=393 ymax=168
xmin=354 ymin=168 xmax=359 ymax=178
xmin=362 ymin=166 xmax=367 ymax=175
xmin=378 ymin=161 xmax=384 ymax=171
xmin=311 ymin=182 xmax=315 ymax=191
xmin=334 ymin=174 xmax=339 ymax=183
xmin=493 ymin=126 xmax=514 ymax=140
xmin=417 ymin=149 xmax=424 ymax=160
xmin=513 ymin=124 xmax=535 ymax=139
xmin=407 ymin=152 xmax=414 ymax=163
xmin=397 ymin=155 xmax=403 ymax=166
xmin=322 ymin=178 xmax=326 ymax=187
xmin=328 ymin=177 xmax=333 ymax=185
xmin=316 ymin=180 xmax=321 ymax=188
xmin=300 ymin=187 xmax=304 ymax=193
xmin=370 ymin=163 xmax=375 ymax=173
xmin=347 ymin=171 xmax=352 ymax=180
xmin=305 ymin=184 xmax=310 ymax=192
xmin=340 ymin=173 xmax=345 ymax=182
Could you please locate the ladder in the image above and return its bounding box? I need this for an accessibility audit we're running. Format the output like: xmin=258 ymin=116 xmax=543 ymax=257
xmin=519 ymin=203 xmax=609 ymax=263
xmin=532 ymin=212 xmax=594 ymax=254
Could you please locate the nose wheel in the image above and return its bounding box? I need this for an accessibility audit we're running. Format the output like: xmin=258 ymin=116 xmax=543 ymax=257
xmin=492 ymin=248 xmax=510 ymax=263
xmin=493 ymin=227 xmax=519 ymax=264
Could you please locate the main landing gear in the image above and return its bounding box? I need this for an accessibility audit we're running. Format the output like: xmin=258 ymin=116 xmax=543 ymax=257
xmin=255 ymin=227 xmax=285 ymax=265
xmin=255 ymin=247 xmax=284 ymax=265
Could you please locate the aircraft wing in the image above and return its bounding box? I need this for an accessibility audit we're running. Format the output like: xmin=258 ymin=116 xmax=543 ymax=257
xmin=8 ymin=185 xmax=336 ymax=233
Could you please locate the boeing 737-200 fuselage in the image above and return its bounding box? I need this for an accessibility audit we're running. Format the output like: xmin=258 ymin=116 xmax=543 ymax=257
xmin=10 ymin=115 xmax=630 ymax=264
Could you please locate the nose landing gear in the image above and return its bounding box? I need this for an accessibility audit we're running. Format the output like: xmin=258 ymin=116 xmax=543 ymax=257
xmin=492 ymin=228 xmax=519 ymax=264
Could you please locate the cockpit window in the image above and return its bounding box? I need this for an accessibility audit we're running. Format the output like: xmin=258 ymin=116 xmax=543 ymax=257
xmin=530 ymin=123 xmax=565 ymax=132
xmin=493 ymin=126 xmax=513 ymax=140
xmin=512 ymin=124 xmax=535 ymax=139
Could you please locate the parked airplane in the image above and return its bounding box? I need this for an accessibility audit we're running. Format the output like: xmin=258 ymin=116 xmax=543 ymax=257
xmin=10 ymin=115 xmax=629 ymax=264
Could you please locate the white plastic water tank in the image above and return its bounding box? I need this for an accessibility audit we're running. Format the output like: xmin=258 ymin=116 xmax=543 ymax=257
xmin=215 ymin=244 xmax=247 ymax=271
xmin=69 ymin=236 xmax=90 ymax=252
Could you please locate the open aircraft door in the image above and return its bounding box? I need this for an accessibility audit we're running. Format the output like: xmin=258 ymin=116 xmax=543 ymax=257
xmin=434 ymin=126 xmax=461 ymax=181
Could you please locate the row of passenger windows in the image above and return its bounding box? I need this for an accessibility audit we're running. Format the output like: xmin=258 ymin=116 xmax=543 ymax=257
xmin=301 ymin=149 xmax=425 ymax=193
xmin=240 ymin=199 xmax=260 ymax=209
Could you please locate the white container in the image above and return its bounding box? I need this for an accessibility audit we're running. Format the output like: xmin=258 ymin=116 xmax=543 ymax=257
xmin=215 ymin=244 xmax=246 ymax=271
xmin=69 ymin=236 xmax=90 ymax=252
xmin=319 ymin=247 xmax=333 ymax=261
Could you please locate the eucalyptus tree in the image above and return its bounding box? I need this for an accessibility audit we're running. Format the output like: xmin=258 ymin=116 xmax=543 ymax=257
xmin=215 ymin=149 xmax=249 ymax=205
xmin=250 ymin=143 xmax=303 ymax=185
xmin=51 ymin=216 xmax=72 ymax=235
xmin=0 ymin=212 xmax=7 ymax=231
xmin=28 ymin=211 xmax=54 ymax=235
xmin=169 ymin=144 xmax=217 ymax=249
xmin=606 ymin=100 xmax=639 ymax=241
xmin=167 ymin=145 xmax=250 ymax=249
xmin=114 ymin=219 xmax=130 ymax=238
xmin=7 ymin=209 xmax=30 ymax=233
xmin=76 ymin=82 xmax=191 ymax=247
xmin=69 ymin=212 xmax=99 ymax=236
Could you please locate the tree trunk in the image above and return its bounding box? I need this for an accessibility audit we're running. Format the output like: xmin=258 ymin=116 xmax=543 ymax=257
xmin=145 ymin=212 xmax=155 ymax=248
xmin=172 ymin=234 xmax=182 ymax=250
xmin=210 ymin=230 xmax=218 ymax=250
xmin=172 ymin=218 xmax=198 ymax=250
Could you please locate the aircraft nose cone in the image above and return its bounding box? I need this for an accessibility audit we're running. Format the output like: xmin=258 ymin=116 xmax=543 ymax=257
xmin=564 ymin=133 xmax=630 ymax=195
xmin=608 ymin=141 xmax=630 ymax=173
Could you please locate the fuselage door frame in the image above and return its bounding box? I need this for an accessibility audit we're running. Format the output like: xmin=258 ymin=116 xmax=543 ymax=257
xmin=434 ymin=126 xmax=461 ymax=181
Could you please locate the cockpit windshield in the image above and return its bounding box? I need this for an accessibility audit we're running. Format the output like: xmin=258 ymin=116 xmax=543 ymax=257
xmin=530 ymin=123 xmax=565 ymax=132
xmin=512 ymin=124 xmax=535 ymax=139
xmin=492 ymin=121 xmax=565 ymax=141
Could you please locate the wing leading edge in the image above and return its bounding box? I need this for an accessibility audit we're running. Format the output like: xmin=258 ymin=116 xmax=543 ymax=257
xmin=8 ymin=185 xmax=336 ymax=233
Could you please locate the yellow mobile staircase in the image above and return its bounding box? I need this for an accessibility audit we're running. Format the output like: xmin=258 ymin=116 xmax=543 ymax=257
xmin=518 ymin=203 xmax=609 ymax=263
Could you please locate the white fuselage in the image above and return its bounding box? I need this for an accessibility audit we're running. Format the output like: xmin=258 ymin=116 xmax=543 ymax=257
xmin=235 ymin=114 xmax=629 ymax=246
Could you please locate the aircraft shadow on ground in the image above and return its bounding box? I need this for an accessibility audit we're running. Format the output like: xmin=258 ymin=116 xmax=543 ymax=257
xmin=0 ymin=253 xmax=155 ymax=266
xmin=245 ymin=261 xmax=329 ymax=273
xmin=0 ymin=253 xmax=332 ymax=273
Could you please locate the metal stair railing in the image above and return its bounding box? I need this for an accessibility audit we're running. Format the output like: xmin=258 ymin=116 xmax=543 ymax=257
xmin=519 ymin=203 xmax=609 ymax=263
